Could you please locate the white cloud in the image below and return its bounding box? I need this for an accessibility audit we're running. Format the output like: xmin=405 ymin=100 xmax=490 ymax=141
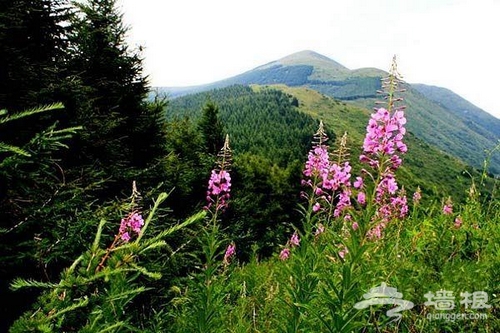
xmin=120 ymin=0 xmax=500 ymax=118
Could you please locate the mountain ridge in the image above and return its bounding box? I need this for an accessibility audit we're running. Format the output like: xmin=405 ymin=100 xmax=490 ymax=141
xmin=412 ymin=83 xmax=500 ymax=139
xmin=157 ymin=50 xmax=500 ymax=173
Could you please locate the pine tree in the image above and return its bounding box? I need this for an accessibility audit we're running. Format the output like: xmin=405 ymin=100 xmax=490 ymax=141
xmin=66 ymin=0 xmax=167 ymax=190
xmin=198 ymin=101 xmax=224 ymax=155
xmin=0 ymin=1 xmax=169 ymax=328
xmin=0 ymin=0 xmax=69 ymax=111
xmin=0 ymin=0 xmax=71 ymax=153
xmin=0 ymin=2 xmax=75 ymax=328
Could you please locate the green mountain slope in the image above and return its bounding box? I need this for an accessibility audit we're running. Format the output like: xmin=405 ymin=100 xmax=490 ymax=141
xmin=271 ymin=85 xmax=488 ymax=196
xmin=159 ymin=51 xmax=500 ymax=174
xmin=167 ymin=84 xmax=484 ymax=198
xmin=159 ymin=50 xmax=382 ymax=99
xmin=412 ymin=83 xmax=500 ymax=138
xmin=166 ymin=85 xmax=318 ymax=166
xmin=352 ymin=86 xmax=500 ymax=174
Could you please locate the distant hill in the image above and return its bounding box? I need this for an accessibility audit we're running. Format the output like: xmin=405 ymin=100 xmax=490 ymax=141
xmin=158 ymin=50 xmax=500 ymax=174
xmin=159 ymin=50 xmax=384 ymax=100
xmin=412 ymin=84 xmax=500 ymax=139
xmin=167 ymin=84 xmax=484 ymax=198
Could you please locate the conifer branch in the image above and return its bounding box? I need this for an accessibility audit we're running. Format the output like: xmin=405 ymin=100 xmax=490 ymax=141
xmin=0 ymin=103 xmax=64 ymax=124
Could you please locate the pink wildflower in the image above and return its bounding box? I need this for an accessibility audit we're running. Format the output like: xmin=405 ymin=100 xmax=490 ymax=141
xmin=361 ymin=106 xmax=407 ymax=204
xmin=314 ymin=223 xmax=325 ymax=237
xmin=391 ymin=195 xmax=408 ymax=218
xmin=352 ymin=221 xmax=359 ymax=231
xmin=302 ymin=122 xmax=353 ymax=221
xmin=303 ymin=145 xmax=330 ymax=180
xmin=223 ymin=243 xmax=236 ymax=264
xmin=279 ymin=248 xmax=290 ymax=261
xmin=206 ymin=169 xmax=232 ymax=211
xmin=334 ymin=189 xmax=352 ymax=217
xmin=454 ymin=217 xmax=462 ymax=228
xmin=378 ymin=173 xmax=398 ymax=196
xmin=367 ymin=223 xmax=385 ymax=240
xmin=357 ymin=65 xmax=407 ymax=240
xmin=357 ymin=192 xmax=366 ymax=205
xmin=121 ymin=232 xmax=130 ymax=242
xmin=129 ymin=213 xmax=144 ymax=233
xmin=443 ymin=204 xmax=453 ymax=215
xmin=442 ymin=197 xmax=453 ymax=215
xmin=290 ymin=232 xmax=300 ymax=247
xmin=377 ymin=204 xmax=392 ymax=220
xmin=413 ymin=188 xmax=422 ymax=204
xmin=339 ymin=245 xmax=349 ymax=259
xmin=323 ymin=162 xmax=352 ymax=192
xmin=390 ymin=155 xmax=403 ymax=168
xmin=353 ymin=176 xmax=364 ymax=189
xmin=362 ymin=108 xmax=407 ymax=161
xmin=118 ymin=212 xmax=144 ymax=243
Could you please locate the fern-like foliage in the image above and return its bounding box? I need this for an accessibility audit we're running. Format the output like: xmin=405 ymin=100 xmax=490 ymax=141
xmin=9 ymin=278 xmax=60 ymax=290
xmin=0 ymin=142 xmax=31 ymax=157
xmin=0 ymin=102 xmax=81 ymax=170
xmin=0 ymin=103 xmax=63 ymax=125
xmin=9 ymin=192 xmax=206 ymax=332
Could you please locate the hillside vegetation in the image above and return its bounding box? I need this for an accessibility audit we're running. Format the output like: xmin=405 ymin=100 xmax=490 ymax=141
xmin=160 ymin=50 xmax=500 ymax=174
xmin=167 ymin=84 xmax=487 ymax=199
xmin=352 ymin=86 xmax=500 ymax=174
xmin=9 ymin=60 xmax=499 ymax=332
xmin=413 ymin=83 xmax=500 ymax=139
xmin=167 ymin=85 xmax=317 ymax=166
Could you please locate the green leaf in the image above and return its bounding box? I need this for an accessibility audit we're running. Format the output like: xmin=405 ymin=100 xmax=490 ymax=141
xmin=92 ymin=219 xmax=107 ymax=252
xmin=48 ymin=297 xmax=89 ymax=319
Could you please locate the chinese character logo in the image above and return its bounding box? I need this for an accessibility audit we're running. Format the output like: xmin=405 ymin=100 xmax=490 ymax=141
xmin=354 ymin=283 xmax=414 ymax=322
xmin=460 ymin=291 xmax=491 ymax=310
xmin=424 ymin=290 xmax=456 ymax=310
xmin=425 ymin=290 xmax=492 ymax=311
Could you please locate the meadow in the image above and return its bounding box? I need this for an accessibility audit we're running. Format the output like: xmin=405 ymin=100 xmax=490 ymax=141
xmin=8 ymin=59 xmax=499 ymax=333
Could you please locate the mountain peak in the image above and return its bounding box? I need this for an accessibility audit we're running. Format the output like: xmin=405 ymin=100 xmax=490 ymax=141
xmin=279 ymin=50 xmax=332 ymax=61
xmin=251 ymin=50 xmax=349 ymax=78
xmin=277 ymin=50 xmax=348 ymax=70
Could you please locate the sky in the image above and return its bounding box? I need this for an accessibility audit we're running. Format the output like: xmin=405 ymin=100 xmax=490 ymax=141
xmin=120 ymin=0 xmax=500 ymax=119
